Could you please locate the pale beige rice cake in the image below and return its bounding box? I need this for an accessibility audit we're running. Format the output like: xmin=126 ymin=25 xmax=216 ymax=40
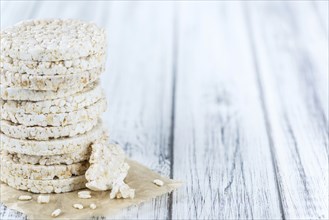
xmin=1 ymin=52 xmax=106 ymax=75
xmin=1 ymin=97 xmax=106 ymax=126
xmin=1 ymin=19 xmax=106 ymax=61
xmin=1 ymin=153 xmax=89 ymax=180
xmin=85 ymin=136 xmax=135 ymax=199
xmin=0 ymin=117 xmax=98 ymax=140
xmin=3 ymin=147 xmax=91 ymax=165
xmin=0 ymin=80 xmax=102 ymax=114
xmin=1 ymin=65 xmax=104 ymax=91
xmin=1 ymin=170 xmax=87 ymax=193
xmin=0 ymin=121 xmax=104 ymax=156
xmin=0 ymin=82 xmax=90 ymax=101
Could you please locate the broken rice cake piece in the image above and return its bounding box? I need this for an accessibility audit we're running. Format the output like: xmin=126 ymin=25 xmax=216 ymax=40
xmin=85 ymin=136 xmax=135 ymax=199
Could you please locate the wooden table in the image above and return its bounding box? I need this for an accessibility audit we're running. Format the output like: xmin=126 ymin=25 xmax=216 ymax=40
xmin=1 ymin=1 xmax=328 ymax=219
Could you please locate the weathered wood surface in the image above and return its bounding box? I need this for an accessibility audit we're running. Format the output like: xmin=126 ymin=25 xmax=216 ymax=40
xmin=172 ymin=2 xmax=282 ymax=219
xmin=1 ymin=1 xmax=328 ymax=219
xmin=246 ymin=2 xmax=328 ymax=219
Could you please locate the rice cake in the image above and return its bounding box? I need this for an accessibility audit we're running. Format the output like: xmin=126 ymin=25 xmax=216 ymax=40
xmin=1 ymin=82 xmax=91 ymax=101
xmin=0 ymin=118 xmax=98 ymax=140
xmin=0 ymin=122 xmax=104 ymax=156
xmin=1 ymin=171 xmax=87 ymax=193
xmin=1 ymin=154 xmax=89 ymax=180
xmin=3 ymin=147 xmax=91 ymax=165
xmin=1 ymin=19 xmax=106 ymax=61
xmin=0 ymin=81 xmax=104 ymax=114
xmin=85 ymin=136 xmax=135 ymax=199
xmin=1 ymin=65 xmax=104 ymax=91
xmin=1 ymin=80 xmax=102 ymax=114
xmin=1 ymin=97 xmax=106 ymax=126
xmin=1 ymin=52 xmax=105 ymax=75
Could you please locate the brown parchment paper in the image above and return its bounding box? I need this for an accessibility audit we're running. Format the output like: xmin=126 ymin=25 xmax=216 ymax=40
xmin=0 ymin=159 xmax=182 ymax=219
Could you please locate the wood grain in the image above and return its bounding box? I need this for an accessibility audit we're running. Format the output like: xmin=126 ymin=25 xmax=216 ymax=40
xmin=101 ymin=2 xmax=174 ymax=219
xmin=1 ymin=1 xmax=328 ymax=219
xmin=171 ymin=2 xmax=282 ymax=219
xmin=245 ymin=1 xmax=328 ymax=219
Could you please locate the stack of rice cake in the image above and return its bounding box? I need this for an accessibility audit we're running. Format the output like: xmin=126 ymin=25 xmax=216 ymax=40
xmin=0 ymin=19 xmax=107 ymax=193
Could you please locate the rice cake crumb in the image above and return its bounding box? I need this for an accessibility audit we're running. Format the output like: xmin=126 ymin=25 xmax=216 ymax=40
xmin=78 ymin=190 xmax=92 ymax=199
xmin=153 ymin=179 xmax=164 ymax=187
xmin=90 ymin=203 xmax=97 ymax=209
xmin=18 ymin=195 xmax=32 ymax=201
xmin=73 ymin=204 xmax=84 ymax=209
xmin=37 ymin=195 xmax=50 ymax=204
xmin=51 ymin=209 xmax=61 ymax=217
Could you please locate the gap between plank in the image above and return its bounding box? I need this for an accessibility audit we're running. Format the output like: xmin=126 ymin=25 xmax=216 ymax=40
xmin=168 ymin=3 xmax=178 ymax=220
xmin=243 ymin=4 xmax=286 ymax=220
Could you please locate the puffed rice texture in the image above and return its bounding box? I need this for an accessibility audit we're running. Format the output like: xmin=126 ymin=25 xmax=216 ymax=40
xmin=1 ymin=97 xmax=106 ymax=127
xmin=3 ymin=147 xmax=91 ymax=165
xmin=1 ymin=19 xmax=106 ymax=61
xmin=1 ymin=52 xmax=106 ymax=75
xmin=1 ymin=171 xmax=87 ymax=193
xmin=1 ymin=153 xmax=89 ymax=180
xmin=1 ymin=65 xmax=104 ymax=91
xmin=1 ymin=121 xmax=104 ymax=155
xmin=1 ymin=80 xmax=102 ymax=114
xmin=0 ymin=82 xmax=91 ymax=101
xmin=1 ymin=118 xmax=98 ymax=140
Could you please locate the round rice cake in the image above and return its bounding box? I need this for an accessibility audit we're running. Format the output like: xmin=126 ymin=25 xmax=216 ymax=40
xmin=1 ymin=52 xmax=106 ymax=75
xmin=1 ymin=81 xmax=94 ymax=101
xmin=0 ymin=118 xmax=98 ymax=140
xmin=1 ymin=19 xmax=106 ymax=61
xmin=1 ymin=171 xmax=87 ymax=193
xmin=3 ymin=147 xmax=91 ymax=165
xmin=0 ymin=122 xmax=104 ymax=156
xmin=1 ymin=65 xmax=104 ymax=91
xmin=1 ymin=153 xmax=89 ymax=180
xmin=1 ymin=97 xmax=106 ymax=126
xmin=1 ymin=80 xmax=103 ymax=114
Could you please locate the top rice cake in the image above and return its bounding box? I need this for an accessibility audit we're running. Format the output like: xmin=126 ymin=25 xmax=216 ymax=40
xmin=1 ymin=19 xmax=106 ymax=61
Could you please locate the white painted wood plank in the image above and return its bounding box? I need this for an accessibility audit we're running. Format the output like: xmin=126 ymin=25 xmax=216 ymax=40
xmin=313 ymin=0 xmax=329 ymax=35
xmin=0 ymin=1 xmax=37 ymax=28
xmin=246 ymin=1 xmax=329 ymax=219
xmin=1 ymin=1 xmax=174 ymax=219
xmin=287 ymin=1 xmax=328 ymax=121
xmin=2 ymin=1 xmax=327 ymax=219
xmin=172 ymin=2 xmax=282 ymax=219
xmin=101 ymin=1 xmax=175 ymax=168
xmin=102 ymin=2 xmax=174 ymax=219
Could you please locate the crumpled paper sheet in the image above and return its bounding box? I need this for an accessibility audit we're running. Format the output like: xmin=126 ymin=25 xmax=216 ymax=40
xmin=0 ymin=159 xmax=182 ymax=219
